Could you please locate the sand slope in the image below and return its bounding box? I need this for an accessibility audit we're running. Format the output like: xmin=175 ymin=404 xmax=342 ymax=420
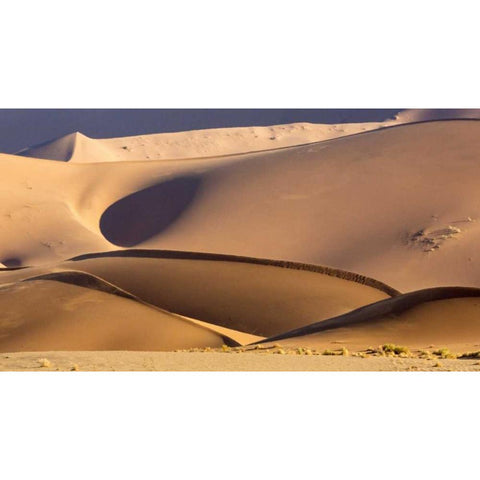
xmin=65 ymin=251 xmax=395 ymax=336
xmin=261 ymin=287 xmax=480 ymax=352
xmin=16 ymin=110 xmax=480 ymax=163
xmin=0 ymin=251 xmax=395 ymax=337
xmin=16 ymin=132 xmax=117 ymax=163
xmin=17 ymin=122 xmax=388 ymax=162
xmin=3 ymin=120 xmax=480 ymax=293
xmin=0 ymin=271 xmax=240 ymax=353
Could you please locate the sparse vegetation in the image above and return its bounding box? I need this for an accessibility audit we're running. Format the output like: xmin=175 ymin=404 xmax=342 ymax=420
xmin=176 ymin=343 xmax=474 ymax=368
xmin=458 ymin=351 xmax=480 ymax=359
xmin=381 ymin=344 xmax=411 ymax=356
xmin=419 ymin=350 xmax=435 ymax=360
xmin=433 ymin=348 xmax=457 ymax=359
xmin=38 ymin=358 xmax=51 ymax=368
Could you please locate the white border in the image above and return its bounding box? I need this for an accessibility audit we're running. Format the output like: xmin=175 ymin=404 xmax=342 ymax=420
xmin=1 ymin=372 xmax=478 ymax=479
xmin=1 ymin=1 xmax=479 ymax=478
xmin=1 ymin=1 xmax=479 ymax=108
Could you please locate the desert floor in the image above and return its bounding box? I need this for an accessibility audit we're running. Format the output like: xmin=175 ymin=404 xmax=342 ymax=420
xmin=2 ymin=350 xmax=480 ymax=372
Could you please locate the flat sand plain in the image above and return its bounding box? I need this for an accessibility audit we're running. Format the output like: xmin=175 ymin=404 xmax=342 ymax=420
xmin=2 ymin=350 xmax=479 ymax=372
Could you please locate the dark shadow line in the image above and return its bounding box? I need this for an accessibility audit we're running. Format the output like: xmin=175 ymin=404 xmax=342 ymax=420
xmin=99 ymin=176 xmax=201 ymax=247
xmin=21 ymin=270 xmax=241 ymax=347
xmin=68 ymin=248 xmax=401 ymax=296
xmin=253 ymin=286 xmax=480 ymax=345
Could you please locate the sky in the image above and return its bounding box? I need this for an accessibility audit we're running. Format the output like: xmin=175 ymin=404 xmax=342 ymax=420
xmin=0 ymin=109 xmax=403 ymax=153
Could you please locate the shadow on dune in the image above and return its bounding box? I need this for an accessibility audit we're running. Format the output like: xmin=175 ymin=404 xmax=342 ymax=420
xmin=1 ymin=257 xmax=22 ymax=268
xmin=69 ymin=248 xmax=401 ymax=296
xmin=23 ymin=271 xmax=141 ymax=300
xmin=256 ymin=286 xmax=480 ymax=344
xmin=100 ymin=176 xmax=202 ymax=247
xmin=19 ymin=271 xmax=241 ymax=348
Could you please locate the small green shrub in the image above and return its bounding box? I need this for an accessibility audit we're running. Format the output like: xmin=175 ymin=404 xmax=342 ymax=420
xmin=381 ymin=344 xmax=411 ymax=356
xmin=433 ymin=348 xmax=456 ymax=359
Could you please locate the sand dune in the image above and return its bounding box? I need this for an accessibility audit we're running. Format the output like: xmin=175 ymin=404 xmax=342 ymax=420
xmin=83 ymin=119 xmax=480 ymax=292
xmin=0 ymin=251 xmax=395 ymax=337
xmin=16 ymin=110 xmax=480 ymax=164
xmin=0 ymin=271 xmax=240 ymax=353
xmin=64 ymin=251 xmax=396 ymax=336
xmin=2 ymin=113 xmax=480 ymax=367
xmin=16 ymin=131 xmax=119 ymax=163
xmin=261 ymin=287 xmax=480 ymax=351
xmin=3 ymin=120 xmax=480 ymax=294
xmin=17 ymin=122 xmax=388 ymax=163
xmin=393 ymin=109 xmax=480 ymax=123
xmin=15 ymin=132 xmax=118 ymax=162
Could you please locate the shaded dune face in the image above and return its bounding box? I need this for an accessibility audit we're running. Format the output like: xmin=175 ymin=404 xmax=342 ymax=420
xmin=0 ymin=273 xmax=238 ymax=353
xmin=0 ymin=257 xmax=22 ymax=268
xmin=16 ymin=132 xmax=117 ymax=163
xmin=60 ymin=252 xmax=394 ymax=337
xmin=259 ymin=287 xmax=480 ymax=349
xmin=100 ymin=176 xmax=202 ymax=247
xmin=0 ymin=251 xmax=397 ymax=346
xmin=15 ymin=132 xmax=77 ymax=161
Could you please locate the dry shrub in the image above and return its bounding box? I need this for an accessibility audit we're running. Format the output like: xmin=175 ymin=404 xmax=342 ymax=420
xmin=38 ymin=358 xmax=51 ymax=368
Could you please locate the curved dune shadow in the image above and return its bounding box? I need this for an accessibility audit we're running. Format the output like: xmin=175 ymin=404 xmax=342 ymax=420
xmin=100 ymin=176 xmax=201 ymax=247
xmin=1 ymin=257 xmax=22 ymax=267
xmin=256 ymin=286 xmax=480 ymax=344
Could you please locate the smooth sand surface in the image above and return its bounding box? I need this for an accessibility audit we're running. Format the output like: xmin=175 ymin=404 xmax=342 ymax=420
xmin=61 ymin=253 xmax=394 ymax=336
xmin=0 ymin=274 xmax=239 ymax=353
xmin=2 ymin=112 xmax=480 ymax=369
xmin=17 ymin=122 xmax=388 ymax=162
xmin=262 ymin=290 xmax=480 ymax=352
xmin=0 ymin=252 xmax=393 ymax=340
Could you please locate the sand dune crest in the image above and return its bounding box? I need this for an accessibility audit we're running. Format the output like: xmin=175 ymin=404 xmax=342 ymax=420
xmin=260 ymin=287 xmax=480 ymax=351
xmin=0 ymin=272 xmax=241 ymax=353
